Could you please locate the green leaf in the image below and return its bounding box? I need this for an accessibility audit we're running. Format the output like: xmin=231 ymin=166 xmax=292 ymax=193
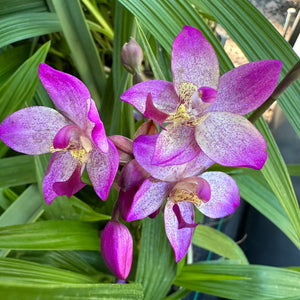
xmin=52 ymin=0 xmax=106 ymax=106
xmin=0 ymin=220 xmax=100 ymax=250
xmin=174 ymin=262 xmax=300 ymax=299
xmin=192 ymin=225 xmax=248 ymax=264
xmin=287 ymin=164 xmax=300 ymax=176
xmin=0 ymin=156 xmax=36 ymax=188
xmin=0 ymin=282 xmax=143 ymax=300
xmin=136 ymin=213 xmax=177 ymax=300
xmin=0 ymin=257 xmax=97 ymax=284
xmin=0 ymin=41 xmax=50 ymax=122
xmin=198 ymin=0 xmax=300 ymax=139
xmin=0 ymin=0 xmax=47 ymax=16
xmin=0 ymin=13 xmax=60 ymax=48
xmin=233 ymin=173 xmax=300 ymax=248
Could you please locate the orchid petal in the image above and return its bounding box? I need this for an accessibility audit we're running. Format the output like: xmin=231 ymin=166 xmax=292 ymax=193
xmin=133 ymin=134 xmax=213 ymax=181
xmin=172 ymin=26 xmax=219 ymax=94
xmin=42 ymin=151 xmax=79 ymax=204
xmin=126 ymin=177 xmax=173 ymax=222
xmin=0 ymin=107 xmax=69 ymax=155
xmin=53 ymin=165 xmax=86 ymax=198
xmin=53 ymin=124 xmax=80 ymax=149
xmin=173 ymin=204 xmax=198 ymax=229
xmin=152 ymin=125 xmax=201 ymax=166
xmin=120 ymin=80 xmax=179 ymax=115
xmin=198 ymin=86 xmax=217 ymax=103
xmin=208 ymin=60 xmax=282 ymax=115
xmin=144 ymin=93 xmax=169 ymax=126
xmin=39 ymin=63 xmax=90 ymax=129
xmin=164 ymin=201 xmax=195 ymax=262
xmin=195 ymin=112 xmax=267 ymax=169
xmin=197 ymin=172 xmax=240 ymax=218
xmin=86 ymin=139 xmax=119 ymax=200
xmin=87 ymin=99 xmax=108 ymax=153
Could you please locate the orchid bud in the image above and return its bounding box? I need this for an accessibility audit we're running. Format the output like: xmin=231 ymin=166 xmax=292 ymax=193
xmin=101 ymin=221 xmax=133 ymax=280
xmin=121 ymin=37 xmax=143 ymax=75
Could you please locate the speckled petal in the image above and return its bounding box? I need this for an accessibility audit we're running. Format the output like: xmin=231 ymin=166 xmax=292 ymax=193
xmin=39 ymin=63 xmax=90 ymax=129
xmin=42 ymin=151 xmax=79 ymax=204
xmin=144 ymin=93 xmax=169 ymax=126
xmin=126 ymin=177 xmax=173 ymax=222
xmin=152 ymin=125 xmax=201 ymax=166
xmin=0 ymin=106 xmax=69 ymax=155
xmin=120 ymin=80 xmax=179 ymax=115
xmin=86 ymin=139 xmax=119 ymax=200
xmin=172 ymin=26 xmax=219 ymax=94
xmin=164 ymin=201 xmax=195 ymax=262
xmin=208 ymin=60 xmax=282 ymax=115
xmin=197 ymin=172 xmax=240 ymax=218
xmin=53 ymin=124 xmax=80 ymax=149
xmin=133 ymin=134 xmax=213 ymax=182
xmin=195 ymin=112 xmax=267 ymax=169
xmin=87 ymin=99 xmax=108 ymax=153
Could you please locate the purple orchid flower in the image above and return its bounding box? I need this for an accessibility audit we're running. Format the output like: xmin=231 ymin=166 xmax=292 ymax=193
xmin=0 ymin=63 xmax=119 ymax=204
xmin=121 ymin=26 xmax=282 ymax=170
xmin=120 ymin=133 xmax=239 ymax=262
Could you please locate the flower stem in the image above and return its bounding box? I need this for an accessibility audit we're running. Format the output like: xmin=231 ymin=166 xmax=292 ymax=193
xmin=248 ymin=61 xmax=300 ymax=124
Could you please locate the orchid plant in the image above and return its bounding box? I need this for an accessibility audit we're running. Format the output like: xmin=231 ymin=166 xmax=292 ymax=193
xmin=0 ymin=1 xmax=300 ymax=299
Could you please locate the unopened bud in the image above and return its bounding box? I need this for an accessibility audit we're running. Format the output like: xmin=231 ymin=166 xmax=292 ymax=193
xmin=121 ymin=37 xmax=143 ymax=75
xmin=101 ymin=221 xmax=133 ymax=280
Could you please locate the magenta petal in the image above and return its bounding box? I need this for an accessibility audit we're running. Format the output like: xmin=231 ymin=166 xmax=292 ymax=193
xmin=126 ymin=177 xmax=173 ymax=222
xmin=133 ymin=134 xmax=213 ymax=181
xmin=53 ymin=124 xmax=80 ymax=149
xmin=86 ymin=139 xmax=119 ymax=200
xmin=198 ymin=86 xmax=217 ymax=103
xmin=120 ymin=80 xmax=179 ymax=115
xmin=39 ymin=63 xmax=90 ymax=129
xmin=164 ymin=201 xmax=195 ymax=262
xmin=195 ymin=112 xmax=267 ymax=169
xmin=173 ymin=204 xmax=198 ymax=229
xmin=53 ymin=164 xmax=86 ymax=198
xmin=144 ymin=93 xmax=169 ymax=126
xmin=42 ymin=151 xmax=79 ymax=204
xmin=0 ymin=107 xmax=69 ymax=155
xmin=208 ymin=60 xmax=282 ymax=115
xmin=152 ymin=125 xmax=201 ymax=166
xmin=172 ymin=26 xmax=219 ymax=94
xmin=87 ymin=99 xmax=108 ymax=153
xmin=101 ymin=221 xmax=133 ymax=280
xmin=197 ymin=172 xmax=240 ymax=218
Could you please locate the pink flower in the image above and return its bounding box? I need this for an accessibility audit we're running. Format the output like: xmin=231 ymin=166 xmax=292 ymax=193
xmin=120 ymin=133 xmax=239 ymax=262
xmin=101 ymin=221 xmax=133 ymax=280
xmin=121 ymin=26 xmax=282 ymax=169
xmin=0 ymin=63 xmax=119 ymax=204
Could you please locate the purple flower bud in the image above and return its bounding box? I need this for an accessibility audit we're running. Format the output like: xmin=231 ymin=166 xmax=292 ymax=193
xmin=121 ymin=37 xmax=143 ymax=74
xmin=100 ymin=221 xmax=133 ymax=280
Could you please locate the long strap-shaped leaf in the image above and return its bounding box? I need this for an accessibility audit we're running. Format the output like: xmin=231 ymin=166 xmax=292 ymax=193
xmin=52 ymin=0 xmax=106 ymax=107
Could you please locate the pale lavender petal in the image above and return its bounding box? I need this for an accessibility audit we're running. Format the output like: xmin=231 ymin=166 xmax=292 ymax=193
xmin=172 ymin=26 xmax=219 ymax=94
xmin=144 ymin=93 xmax=169 ymax=126
xmin=164 ymin=201 xmax=195 ymax=262
xmin=152 ymin=125 xmax=201 ymax=166
xmin=43 ymin=151 xmax=79 ymax=204
xmin=208 ymin=60 xmax=282 ymax=114
xmin=87 ymin=99 xmax=108 ymax=153
xmin=120 ymin=80 xmax=179 ymax=115
xmin=126 ymin=177 xmax=173 ymax=222
xmin=198 ymin=172 xmax=240 ymax=218
xmin=101 ymin=221 xmax=133 ymax=280
xmin=53 ymin=165 xmax=86 ymax=198
xmin=39 ymin=63 xmax=90 ymax=129
xmin=53 ymin=124 xmax=80 ymax=149
xmin=86 ymin=139 xmax=119 ymax=200
xmin=133 ymin=134 xmax=213 ymax=181
xmin=195 ymin=112 xmax=267 ymax=169
xmin=0 ymin=107 xmax=69 ymax=155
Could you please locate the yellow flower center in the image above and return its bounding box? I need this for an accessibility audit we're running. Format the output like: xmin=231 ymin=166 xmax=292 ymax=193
xmin=170 ymin=189 xmax=201 ymax=207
